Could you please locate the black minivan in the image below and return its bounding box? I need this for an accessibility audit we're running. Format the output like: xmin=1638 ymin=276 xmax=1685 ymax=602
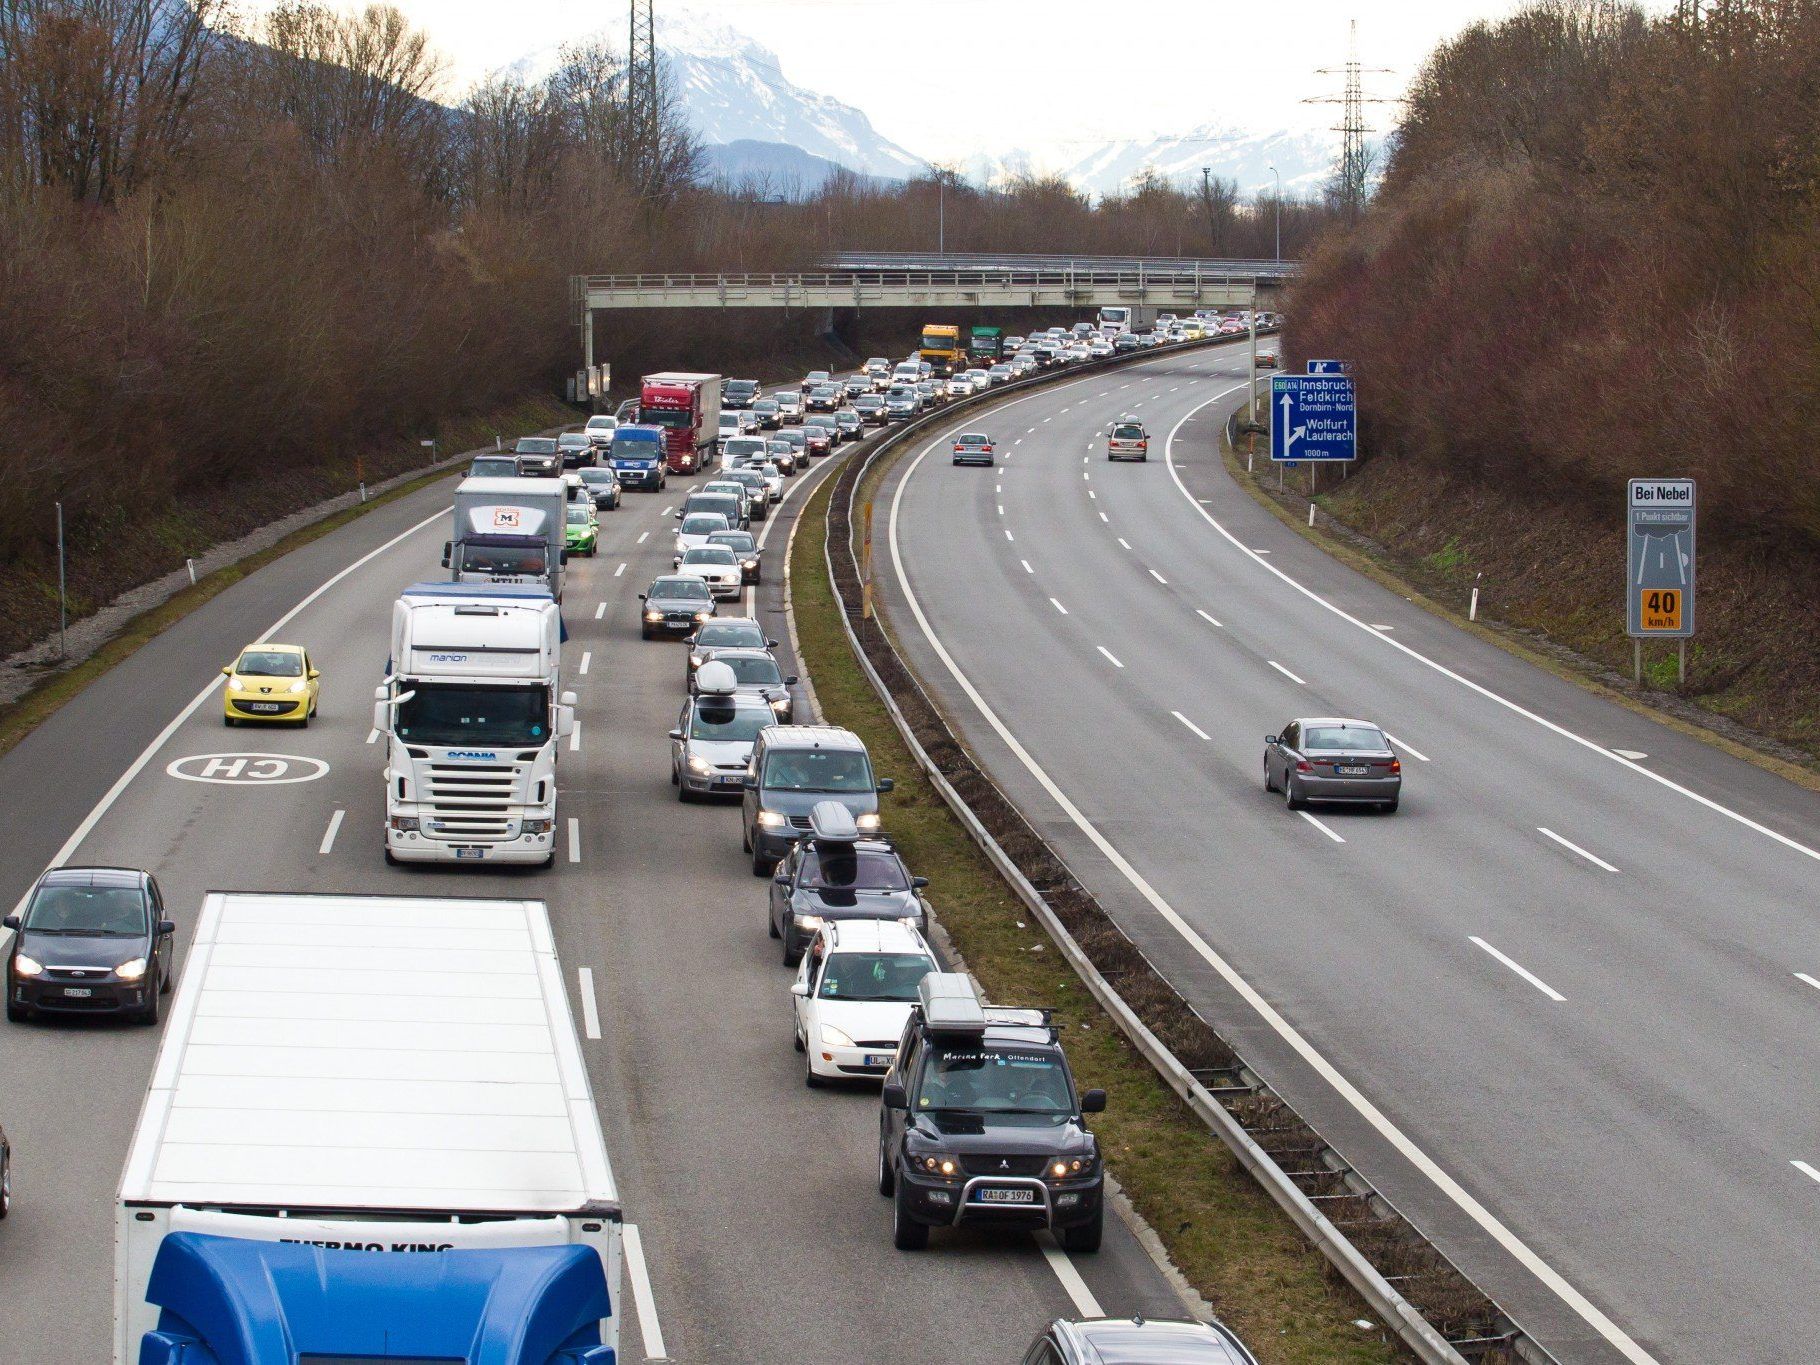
xmin=5 ymin=867 xmax=176 ymax=1024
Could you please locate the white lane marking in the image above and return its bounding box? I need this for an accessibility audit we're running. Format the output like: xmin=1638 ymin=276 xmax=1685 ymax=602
xmin=1173 ymin=711 xmax=1211 ymax=741
xmin=1370 ymin=623 xmax=1395 ymax=631
xmin=569 ymin=719 xmax=582 ymax=752
xmin=995 ymin=483 xmax=1002 ymax=493
xmin=1037 ymin=1231 xmax=1102 ymax=1317
xmin=1793 ymin=1160 xmax=1820 ymax=1187
xmin=1015 ymin=438 xmax=1023 ymax=445
xmin=1117 ymin=537 xmax=1132 ymax=550
xmin=1163 ymin=392 xmax=1820 ymax=879
xmin=622 ymin=1224 xmax=669 ymax=1361
xmin=997 ymin=504 xmax=1005 ymax=516
xmin=660 ymin=505 xmax=673 ymax=516
xmin=1098 ymin=512 xmax=1109 ymax=523
xmin=579 ymin=651 xmax=592 ymax=675
xmin=615 ymin=562 xmax=627 ymax=577
xmin=1148 ymin=569 xmax=1168 ymax=585
xmin=1059 ymin=406 xmax=1071 ymax=413
xmin=1612 ymin=748 xmax=1647 ymax=761
xmin=5 ymin=502 xmax=452 ymax=923
xmin=1027 ymin=426 xmax=1037 ymax=434
xmin=1088 ymin=491 xmax=1097 ymax=500
xmin=685 ymin=483 xmax=698 ymax=492
xmin=1043 ymin=416 xmax=1052 ymax=423
xmin=1298 ymin=810 xmax=1346 ymax=843
xmin=896 ymin=399 xmax=1659 ymax=1365
xmin=1050 ymin=598 xmax=1069 ymax=615
xmin=1005 ymin=528 xmax=1015 ymax=542
xmin=1796 ymin=972 xmax=1820 ymax=993
xmin=1382 ymin=732 xmax=1428 ymax=761
xmin=1195 ymin=609 xmax=1223 ymax=628
xmin=1096 ymin=646 xmax=1124 ymax=668
xmin=567 ymin=817 xmax=581 ymax=862
xmin=1021 ymin=560 xmax=1034 ymax=574
xmin=637 ymin=530 xmax=650 ymax=544
xmin=1537 ymin=827 xmax=1620 ymax=873
xmin=594 ymin=602 xmax=607 ymax=620
xmin=318 ymin=809 xmax=345 ymax=856
xmin=1471 ymin=936 xmax=1566 ymax=1001
xmin=1082 ymin=471 xmax=1090 ymax=480
xmin=577 ymin=966 xmax=602 ymax=1039
xmin=365 ymin=727 xmax=380 ymax=745
xmin=1268 ymin=660 xmax=1306 ymax=685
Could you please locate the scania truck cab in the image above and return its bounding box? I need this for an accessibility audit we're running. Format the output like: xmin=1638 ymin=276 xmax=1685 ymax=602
xmin=377 ymin=582 xmax=574 ymax=866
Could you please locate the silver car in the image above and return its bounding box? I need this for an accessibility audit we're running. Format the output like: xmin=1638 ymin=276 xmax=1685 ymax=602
xmin=670 ymin=687 xmax=777 ymax=801
xmin=1263 ymin=717 xmax=1401 ymax=812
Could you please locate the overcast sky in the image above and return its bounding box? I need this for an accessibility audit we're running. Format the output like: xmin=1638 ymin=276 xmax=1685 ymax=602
xmin=243 ymin=1 xmax=1667 ymax=163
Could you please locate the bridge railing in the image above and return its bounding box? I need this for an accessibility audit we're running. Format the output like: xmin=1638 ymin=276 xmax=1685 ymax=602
xmin=579 ymin=266 xmax=1289 ymax=294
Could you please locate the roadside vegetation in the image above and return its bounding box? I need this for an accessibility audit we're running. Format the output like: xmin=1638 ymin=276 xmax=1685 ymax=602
xmin=1286 ymin=0 xmax=1820 ymax=760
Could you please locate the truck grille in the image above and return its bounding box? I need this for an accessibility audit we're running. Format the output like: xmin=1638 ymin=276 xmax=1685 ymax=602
xmin=425 ymin=764 xmax=518 ymax=839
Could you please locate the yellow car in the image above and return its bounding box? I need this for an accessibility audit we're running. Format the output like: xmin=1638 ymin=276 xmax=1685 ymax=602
xmin=222 ymin=643 xmax=320 ymax=726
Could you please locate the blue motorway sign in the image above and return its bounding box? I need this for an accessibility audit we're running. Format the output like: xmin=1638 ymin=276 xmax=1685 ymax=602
xmin=1270 ymin=374 xmax=1356 ymax=462
xmin=1306 ymin=359 xmax=1349 ymax=374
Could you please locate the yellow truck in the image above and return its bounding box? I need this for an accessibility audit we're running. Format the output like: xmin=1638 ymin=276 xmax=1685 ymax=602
xmin=919 ymin=323 xmax=964 ymax=377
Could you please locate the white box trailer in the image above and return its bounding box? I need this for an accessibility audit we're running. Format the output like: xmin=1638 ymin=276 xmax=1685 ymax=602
xmin=115 ymin=892 xmax=620 ymax=1365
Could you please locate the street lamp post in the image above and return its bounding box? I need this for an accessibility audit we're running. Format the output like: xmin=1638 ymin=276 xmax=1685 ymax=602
xmin=1268 ymin=163 xmax=1281 ymax=262
xmin=938 ymin=173 xmax=945 ymax=254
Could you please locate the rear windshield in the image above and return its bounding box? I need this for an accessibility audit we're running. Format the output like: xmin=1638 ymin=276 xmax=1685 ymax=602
xmin=1302 ymin=726 xmax=1388 ymax=752
xmin=817 ymin=952 xmax=933 ymax=1002
xmin=1112 ymin=424 xmax=1145 ymax=440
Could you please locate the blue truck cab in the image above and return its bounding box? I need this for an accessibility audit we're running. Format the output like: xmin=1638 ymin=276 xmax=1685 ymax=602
xmin=608 ymin=425 xmax=667 ymax=491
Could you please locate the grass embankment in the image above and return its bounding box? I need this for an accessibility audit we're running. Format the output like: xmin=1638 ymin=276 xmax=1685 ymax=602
xmin=789 ymin=474 xmax=1397 ymax=1365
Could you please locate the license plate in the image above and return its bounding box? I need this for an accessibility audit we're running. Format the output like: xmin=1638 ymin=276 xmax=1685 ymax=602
xmin=63 ymin=987 xmax=93 ymax=998
xmin=455 ymin=848 xmax=486 ymax=860
xmin=715 ymin=776 xmax=741 ymax=786
xmin=975 ymin=1187 xmax=1035 ymax=1205
xmin=1336 ymin=765 xmax=1369 ymax=776
xmin=864 ymin=1053 xmax=893 ymax=1068
xmin=243 ymin=702 xmax=283 ymax=713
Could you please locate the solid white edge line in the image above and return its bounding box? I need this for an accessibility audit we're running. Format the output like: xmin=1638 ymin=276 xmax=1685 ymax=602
xmin=577 ymin=966 xmax=602 ymax=1039
xmin=1172 ymin=711 xmax=1211 ymax=742
xmin=1537 ymin=826 xmax=1620 ymax=873
xmin=1297 ymin=810 xmax=1346 ymax=844
xmin=1050 ymin=599 xmax=1069 ymax=616
xmin=1796 ymin=972 xmax=1820 ymax=993
xmin=1382 ymin=732 xmax=1429 ymax=762
xmin=621 ymin=1224 xmax=669 ymax=1361
xmin=1268 ymin=660 xmax=1306 ymax=685
xmin=1096 ymin=646 xmax=1124 ymax=668
xmin=1037 ymin=1231 xmax=1103 ymax=1317
xmin=1195 ymin=609 xmax=1222 ymax=628
xmin=886 ymin=378 xmax=1659 ymax=1365
xmin=318 ymin=809 xmax=345 ymax=856
xmin=1470 ymin=936 xmax=1567 ymax=1002
xmin=566 ymin=816 xmax=581 ymax=862
xmin=1793 ymin=1160 xmax=1820 ymax=1186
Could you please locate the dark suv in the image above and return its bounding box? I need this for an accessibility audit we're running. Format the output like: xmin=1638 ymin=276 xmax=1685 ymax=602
xmin=724 ymin=378 xmax=761 ymax=409
xmin=878 ymin=974 xmax=1105 ymax=1252
xmin=512 ymin=436 xmax=560 ymax=477
xmin=5 ymin=867 xmax=176 ymax=1024
xmin=768 ymin=810 xmax=928 ymax=964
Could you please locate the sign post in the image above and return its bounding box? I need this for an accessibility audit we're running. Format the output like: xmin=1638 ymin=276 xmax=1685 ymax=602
xmin=861 ymin=501 xmax=875 ymax=620
xmin=1626 ymin=478 xmax=1696 ymax=684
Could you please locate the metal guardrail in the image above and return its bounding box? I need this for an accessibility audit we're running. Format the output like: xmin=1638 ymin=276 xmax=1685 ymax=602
xmin=822 ymin=250 xmax=1299 ymax=276
xmin=578 ymin=266 xmax=1285 ymax=293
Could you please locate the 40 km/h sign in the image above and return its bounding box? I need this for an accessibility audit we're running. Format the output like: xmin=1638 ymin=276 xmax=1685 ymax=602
xmin=1627 ymin=479 xmax=1695 ymax=638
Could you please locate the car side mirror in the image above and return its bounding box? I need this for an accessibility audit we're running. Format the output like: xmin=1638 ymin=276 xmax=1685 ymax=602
xmin=1080 ymin=1088 xmax=1107 ymax=1113
xmin=789 ymin=979 xmax=808 ymax=997
xmin=220 ymin=665 xmax=232 ymax=676
xmin=441 ymin=540 xmax=452 ymax=568
xmin=308 ymin=669 xmax=320 ymax=680
xmin=741 ymin=774 xmax=758 ymax=789
xmin=877 ymin=777 xmax=895 ymax=793
xmin=1265 ymin=735 xmax=1278 ymax=746
xmin=773 ymin=871 xmax=790 ymax=885
xmin=638 ymin=593 xmax=647 ymax=602
xmin=1 ymin=914 xmax=18 ymax=931
xmin=673 ymin=510 xmax=683 ymax=519
xmin=881 ymin=1080 xmax=908 ymax=1110
xmin=911 ymin=876 xmax=929 ymax=890
xmin=767 ymin=639 xmax=779 ymax=648
xmin=157 ymin=920 xmax=177 ymax=936
xmin=785 ymin=675 xmax=799 ymax=686
xmin=668 ymin=729 xmax=683 ymax=741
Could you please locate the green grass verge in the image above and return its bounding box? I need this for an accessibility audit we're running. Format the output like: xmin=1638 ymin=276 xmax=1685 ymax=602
xmin=789 ymin=473 xmax=1396 ymax=1364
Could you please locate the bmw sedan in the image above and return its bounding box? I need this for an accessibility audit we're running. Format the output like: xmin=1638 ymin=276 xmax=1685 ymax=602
xmin=1263 ymin=717 xmax=1402 ymax=812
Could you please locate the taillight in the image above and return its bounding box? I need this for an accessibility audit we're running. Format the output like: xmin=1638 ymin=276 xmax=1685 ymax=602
xmin=1389 ymin=758 xmax=1401 ymax=774
xmin=1294 ymin=759 xmax=1312 ymax=774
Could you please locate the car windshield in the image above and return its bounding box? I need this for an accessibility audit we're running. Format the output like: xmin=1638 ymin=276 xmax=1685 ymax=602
xmin=585 ymin=417 xmax=615 ymax=431
xmin=394 ymin=682 xmax=548 ymax=746
xmin=1303 ymin=726 xmax=1388 ymax=752
xmin=754 ymin=400 xmax=778 ymax=412
xmin=681 ymin=515 xmax=730 ymax=535
xmin=685 ymin=548 xmax=738 ymax=566
xmin=236 ymin=650 xmax=302 ymax=677
xmin=649 ymin=579 xmax=711 ymax=601
xmin=690 ymin=703 xmax=772 ymax=741
xmin=817 ymin=952 xmax=933 ymax=1002
xmin=24 ymin=884 xmax=146 ymax=934
xmin=697 ymin=621 xmax=764 ymax=647
xmin=558 ymin=435 xmax=588 ymax=449
xmin=917 ymin=1045 xmax=1073 ymax=1114
xmin=762 ymin=748 xmax=874 ymax=792
xmin=708 ymin=533 xmax=756 ymax=555
xmin=799 ymin=848 xmax=909 ymax=890
xmin=566 ymin=506 xmax=592 ymax=524
xmin=688 ymin=498 xmax=740 ymax=520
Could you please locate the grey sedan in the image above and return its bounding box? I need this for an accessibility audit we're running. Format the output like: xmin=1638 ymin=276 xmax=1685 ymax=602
xmin=1263 ymin=718 xmax=1401 ymax=812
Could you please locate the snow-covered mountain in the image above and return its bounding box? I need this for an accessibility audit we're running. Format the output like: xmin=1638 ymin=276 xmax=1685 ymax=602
xmin=966 ymin=126 xmax=1346 ymax=201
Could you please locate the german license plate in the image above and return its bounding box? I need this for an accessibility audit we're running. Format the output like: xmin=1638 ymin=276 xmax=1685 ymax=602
xmin=455 ymin=848 xmax=486 ymax=860
xmin=716 ymin=776 xmax=741 ymax=786
xmin=63 ymin=987 xmax=93 ymax=998
xmin=975 ymin=1187 xmax=1035 ymax=1205
xmin=864 ymin=1053 xmax=893 ymax=1068
xmin=1336 ymin=765 xmax=1368 ymax=776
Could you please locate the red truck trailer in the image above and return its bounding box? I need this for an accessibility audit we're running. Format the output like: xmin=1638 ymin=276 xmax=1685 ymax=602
xmin=639 ymin=371 xmax=723 ymax=475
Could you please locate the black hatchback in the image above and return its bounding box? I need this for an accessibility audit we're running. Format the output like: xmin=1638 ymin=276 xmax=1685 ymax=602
xmin=5 ymin=867 xmax=175 ymax=1024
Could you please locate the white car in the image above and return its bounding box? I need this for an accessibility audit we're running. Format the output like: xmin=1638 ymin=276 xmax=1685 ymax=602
xmin=674 ymin=511 xmax=732 ymax=560
xmin=774 ymin=391 xmax=804 ymax=423
xmin=675 ymin=546 xmax=744 ymax=599
xmin=583 ymin=414 xmax=618 ymax=449
xmin=1087 ymin=339 xmax=1114 ymax=359
xmin=722 ymin=436 xmax=769 ymax=469
xmin=756 ymin=463 xmax=785 ymax=502
xmin=791 ymin=919 xmax=937 ymax=1085
xmin=944 ymin=375 xmax=972 ymax=398
xmin=961 ymin=368 xmax=992 ymax=393
xmin=716 ymin=412 xmax=742 ymax=444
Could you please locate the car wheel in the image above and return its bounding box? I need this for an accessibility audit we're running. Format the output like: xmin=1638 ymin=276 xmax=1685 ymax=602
xmin=877 ymin=1140 xmax=897 ymax=1196
xmin=767 ymin=905 xmax=781 ymax=939
xmin=782 ymin=932 xmax=800 ymax=967
xmin=892 ymin=1186 xmax=929 ymax=1250
xmin=5 ymin=1000 xmax=29 ymax=1023
xmin=676 ymin=781 xmax=694 ymax=804
xmin=793 ymin=1019 xmax=804 ymax=1052
xmin=1061 ymin=1208 xmax=1104 ymax=1254
xmin=1263 ymin=758 xmax=1276 ymax=793
xmin=1285 ymin=777 xmax=1306 ymax=811
xmin=804 ymin=1057 xmax=826 ymax=1087
xmin=1381 ymin=798 xmax=1400 ymax=814
xmin=223 ymin=715 xmax=237 ymax=727
xmin=137 ymin=986 xmax=161 ymax=1027
xmin=160 ymin=966 xmax=172 ymax=995
xmin=641 ymin=628 xmax=653 ymax=641
xmin=0 ymin=1147 xmax=10 ymax=1218
xmin=384 ymin=845 xmax=400 ymax=867
xmin=751 ymin=847 xmax=772 ymax=878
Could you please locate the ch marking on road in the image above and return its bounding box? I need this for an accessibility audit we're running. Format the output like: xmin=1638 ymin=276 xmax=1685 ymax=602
xmin=166 ymin=753 xmax=330 ymax=785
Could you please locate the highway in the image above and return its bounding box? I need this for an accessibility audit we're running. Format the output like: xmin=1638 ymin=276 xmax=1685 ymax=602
xmin=0 ymin=424 xmax=1189 ymax=1359
xmin=874 ymin=340 xmax=1820 ymax=1365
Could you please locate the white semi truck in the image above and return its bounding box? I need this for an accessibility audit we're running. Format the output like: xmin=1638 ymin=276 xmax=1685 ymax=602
xmin=115 ymin=891 xmax=621 ymax=1365
xmin=444 ymin=475 xmax=569 ymax=602
xmin=377 ymin=581 xmax=573 ymax=867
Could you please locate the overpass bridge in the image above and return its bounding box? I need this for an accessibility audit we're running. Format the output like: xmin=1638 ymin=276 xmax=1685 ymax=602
xmin=571 ymin=251 xmax=1298 ymax=371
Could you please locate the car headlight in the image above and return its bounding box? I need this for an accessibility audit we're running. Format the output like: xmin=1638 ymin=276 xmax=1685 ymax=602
xmin=917 ymin=1153 xmax=960 ymax=1177
xmin=1049 ymin=1156 xmax=1094 ymax=1179
xmin=770 ymin=697 xmax=790 ymax=712
xmin=742 ymin=559 xmax=758 ymax=570
xmin=756 ymin=810 xmax=787 ymax=829
xmin=855 ymin=812 xmax=881 ymax=831
xmin=287 ymin=680 xmax=309 ymax=694
xmin=820 ymin=1023 xmax=855 ymax=1048
xmin=644 ymin=610 xmax=663 ymax=622
xmin=12 ymin=953 xmax=43 ymax=978
xmin=793 ymin=912 xmax=824 ymax=930
xmin=687 ymin=754 xmax=711 ymax=774
xmin=694 ymin=610 xmax=713 ymax=621
xmin=114 ymin=957 xmax=148 ymax=981
xmin=521 ymin=818 xmax=553 ymax=834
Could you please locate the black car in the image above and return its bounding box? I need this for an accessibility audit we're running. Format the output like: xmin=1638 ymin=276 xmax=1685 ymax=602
xmin=879 ymin=974 xmax=1105 ymax=1252
xmin=1022 ymin=1317 xmax=1259 ymax=1365
xmin=805 ymin=384 xmax=842 ymax=413
xmin=724 ymin=378 xmax=761 ymax=410
xmin=639 ymin=575 xmax=716 ymax=640
xmin=707 ymin=530 xmax=763 ymax=584
xmin=768 ymin=822 xmax=927 ymax=965
xmin=684 ymin=617 xmax=776 ymax=682
xmin=776 ymin=427 xmax=809 ymax=460
xmin=575 ymin=468 xmax=621 ymax=510
xmin=557 ymin=432 xmax=593 ymax=468
xmin=751 ymin=398 xmax=782 ymax=430
xmin=833 ymin=410 xmax=863 ymax=442
xmin=843 ymin=376 xmax=871 ymax=401
xmin=512 ymin=436 xmax=561 ymax=477
xmin=854 ymin=394 xmax=888 ymax=426
xmin=0 ymin=1119 xmax=10 ymax=1218
xmin=765 ymin=439 xmax=799 ymax=475
xmin=5 ymin=867 xmax=176 ymax=1025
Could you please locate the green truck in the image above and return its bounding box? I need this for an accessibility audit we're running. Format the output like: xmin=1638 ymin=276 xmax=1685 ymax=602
xmin=968 ymin=326 xmax=1003 ymax=362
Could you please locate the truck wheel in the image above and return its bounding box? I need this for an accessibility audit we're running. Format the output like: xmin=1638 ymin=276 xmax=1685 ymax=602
xmin=892 ymin=1187 xmax=929 ymax=1250
xmin=1061 ymin=1209 xmax=1103 ymax=1254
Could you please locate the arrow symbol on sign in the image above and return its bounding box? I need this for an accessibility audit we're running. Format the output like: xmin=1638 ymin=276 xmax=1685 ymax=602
xmin=1279 ymin=392 xmax=1303 ymax=450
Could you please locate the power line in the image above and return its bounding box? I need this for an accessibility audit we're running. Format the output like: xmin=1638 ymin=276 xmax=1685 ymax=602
xmin=1303 ymin=20 xmax=1395 ymax=222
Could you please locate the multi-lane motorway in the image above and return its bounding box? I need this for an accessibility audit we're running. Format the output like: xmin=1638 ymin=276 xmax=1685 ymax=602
xmin=874 ymin=342 xmax=1820 ymax=1364
xmin=0 ymin=416 xmax=1195 ymax=1361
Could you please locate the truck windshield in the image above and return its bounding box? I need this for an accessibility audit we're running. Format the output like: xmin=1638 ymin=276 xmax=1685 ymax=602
xmin=641 ymin=409 xmax=690 ymax=428
xmin=394 ymin=683 xmax=549 ymax=747
xmin=456 ymin=543 xmax=547 ymax=576
xmin=920 ymin=331 xmax=955 ymax=350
